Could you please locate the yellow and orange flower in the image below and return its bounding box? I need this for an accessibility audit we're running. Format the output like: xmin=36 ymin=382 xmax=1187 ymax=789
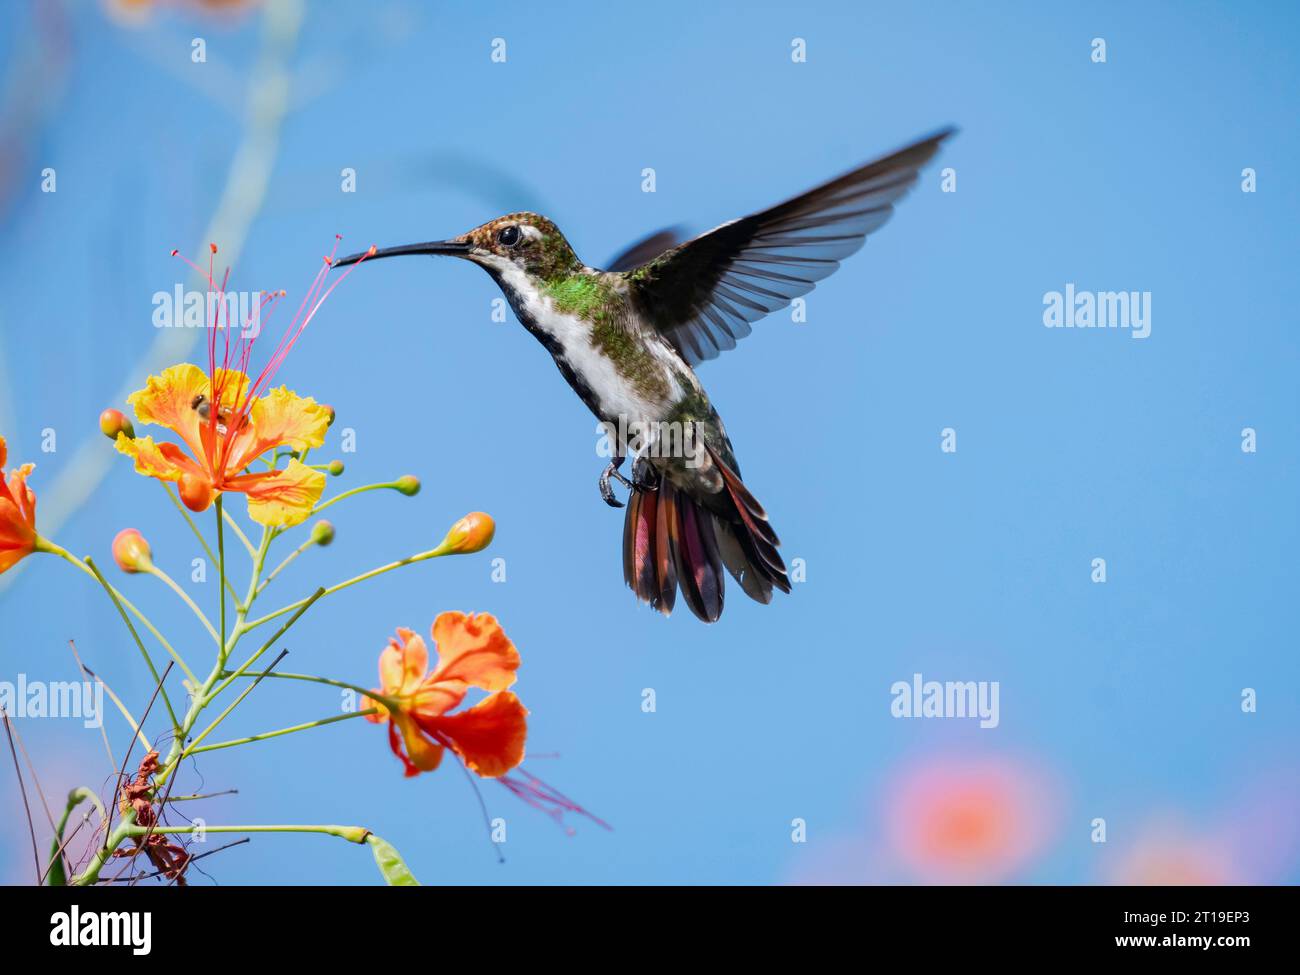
xmin=115 ymin=363 xmax=330 ymax=527
xmin=364 ymin=612 xmax=528 ymax=779
xmin=0 ymin=436 xmax=39 ymax=574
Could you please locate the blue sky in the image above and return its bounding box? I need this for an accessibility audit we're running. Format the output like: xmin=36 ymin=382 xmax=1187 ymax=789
xmin=0 ymin=0 xmax=1297 ymax=884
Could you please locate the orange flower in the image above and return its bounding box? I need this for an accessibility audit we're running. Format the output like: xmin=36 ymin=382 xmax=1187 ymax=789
xmin=114 ymin=238 xmax=370 ymax=527
xmin=364 ymin=613 xmax=527 ymax=779
xmin=115 ymin=364 xmax=330 ymax=526
xmin=0 ymin=436 xmax=39 ymax=574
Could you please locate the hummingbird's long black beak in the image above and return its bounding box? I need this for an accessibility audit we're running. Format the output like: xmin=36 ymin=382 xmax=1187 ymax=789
xmin=333 ymin=239 xmax=471 ymax=268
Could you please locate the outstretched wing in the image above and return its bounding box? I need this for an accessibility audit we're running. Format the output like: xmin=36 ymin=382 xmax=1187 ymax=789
xmin=606 ymin=226 xmax=686 ymax=272
xmin=621 ymin=128 xmax=954 ymax=365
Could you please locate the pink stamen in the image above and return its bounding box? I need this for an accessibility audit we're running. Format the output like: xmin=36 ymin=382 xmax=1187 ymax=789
xmin=497 ymin=769 xmax=612 ymax=835
xmin=167 ymin=236 xmax=375 ymax=476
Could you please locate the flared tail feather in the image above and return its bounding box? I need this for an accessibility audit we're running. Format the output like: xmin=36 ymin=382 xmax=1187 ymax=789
xmin=622 ymin=451 xmax=790 ymax=622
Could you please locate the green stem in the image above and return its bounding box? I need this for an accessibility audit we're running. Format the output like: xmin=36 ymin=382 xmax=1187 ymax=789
xmin=216 ymin=497 xmax=228 ymax=653
xmin=311 ymin=480 xmax=410 ymax=516
xmin=237 ymin=524 xmax=275 ymax=616
xmin=36 ymin=540 xmax=198 ymax=685
xmin=163 ymin=483 xmax=240 ymax=602
xmin=182 ymin=655 xmax=285 ymax=758
xmin=43 ymin=787 xmax=107 ymax=885
xmin=82 ymin=558 xmax=182 ymax=735
xmin=217 ymin=669 xmax=397 ymax=709
xmin=152 ymin=520 xmax=284 ymax=789
xmin=72 ymin=810 xmax=136 ymax=886
xmin=128 ymin=822 xmax=371 ymax=843
xmin=221 ymin=504 xmax=257 ymax=558
xmin=91 ymin=671 xmax=153 ymax=753
xmin=164 ymin=790 xmax=238 ymax=802
xmin=242 ymin=543 xmax=453 ymax=633
xmin=211 ymin=588 xmax=324 ymax=699
xmin=146 ymin=564 xmax=220 ymax=645
xmin=77 ymin=817 xmax=372 ymax=885
xmin=187 ymin=708 xmax=376 ymax=755
xmin=257 ymin=535 xmax=319 ymax=595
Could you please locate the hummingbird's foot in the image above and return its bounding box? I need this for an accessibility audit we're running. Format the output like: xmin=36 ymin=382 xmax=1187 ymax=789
xmin=630 ymin=457 xmax=661 ymax=492
xmin=599 ymin=460 xmax=633 ymax=508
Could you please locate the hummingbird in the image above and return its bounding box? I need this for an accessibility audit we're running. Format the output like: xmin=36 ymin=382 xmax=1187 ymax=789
xmin=335 ymin=129 xmax=953 ymax=622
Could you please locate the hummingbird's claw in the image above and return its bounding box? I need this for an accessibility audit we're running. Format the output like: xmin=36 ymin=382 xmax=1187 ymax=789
xmin=599 ymin=462 xmax=627 ymax=508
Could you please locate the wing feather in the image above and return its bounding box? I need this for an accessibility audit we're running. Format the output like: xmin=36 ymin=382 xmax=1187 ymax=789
xmin=621 ymin=129 xmax=954 ymax=364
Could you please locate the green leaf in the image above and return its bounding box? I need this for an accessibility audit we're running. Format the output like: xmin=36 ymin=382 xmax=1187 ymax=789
xmin=46 ymin=841 xmax=66 ymax=886
xmin=47 ymin=788 xmax=105 ymax=886
xmin=366 ymin=833 xmax=420 ymax=886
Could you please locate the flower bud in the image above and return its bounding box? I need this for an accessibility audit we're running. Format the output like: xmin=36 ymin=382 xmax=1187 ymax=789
xmin=321 ymin=404 xmax=337 ymax=427
xmin=310 ymin=520 xmax=335 ymax=546
xmin=179 ymin=471 xmax=215 ymax=512
xmin=99 ymin=408 xmax=135 ymax=441
xmin=326 ymin=459 xmax=345 ymax=476
xmin=440 ymin=511 xmax=495 ymax=554
xmin=112 ymin=529 xmax=153 ymax=573
xmin=395 ymin=475 xmax=421 ymax=497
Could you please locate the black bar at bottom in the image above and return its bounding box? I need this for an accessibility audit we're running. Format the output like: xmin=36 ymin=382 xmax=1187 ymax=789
xmin=4 ymin=883 xmax=1292 ymax=958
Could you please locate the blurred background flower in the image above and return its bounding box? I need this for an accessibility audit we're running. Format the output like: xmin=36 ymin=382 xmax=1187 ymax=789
xmin=884 ymin=752 xmax=1058 ymax=883
xmin=791 ymin=750 xmax=1062 ymax=885
xmin=101 ymin=0 xmax=263 ymax=28
xmin=1106 ymin=763 xmax=1300 ymax=885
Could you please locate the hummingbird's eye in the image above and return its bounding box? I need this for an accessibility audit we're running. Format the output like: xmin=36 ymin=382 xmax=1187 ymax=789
xmin=497 ymin=225 xmax=521 ymax=248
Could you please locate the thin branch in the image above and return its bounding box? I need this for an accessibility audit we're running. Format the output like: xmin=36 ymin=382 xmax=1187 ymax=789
xmin=67 ymin=640 xmax=116 ymax=772
xmin=79 ymin=664 xmax=153 ymax=754
xmin=98 ymin=837 xmax=251 ymax=883
xmin=184 ymin=650 xmax=289 ymax=757
xmin=7 ymin=709 xmax=57 ymax=836
xmin=1 ymin=709 xmax=40 ymax=883
xmin=221 ymin=504 xmax=258 ymax=559
xmin=257 ymin=534 xmax=319 ymax=595
xmin=212 ymin=588 xmax=323 ymax=698
xmin=166 ymin=789 xmax=239 ymax=802
xmin=100 ymin=662 xmax=174 ymax=855
xmin=145 ymin=564 xmax=221 ymax=645
xmin=216 ymin=668 xmax=385 ymax=705
xmin=38 ymin=542 xmax=198 ymax=685
xmin=242 ymin=546 xmax=452 ymax=633
xmin=84 ymin=557 xmax=182 ymax=735
xmin=131 ymin=711 xmax=189 ymax=887
xmin=217 ymin=496 xmax=228 ymax=651
xmin=188 ymin=707 xmax=375 ymax=755
xmin=39 ymin=788 xmax=106 ymax=886
xmin=40 ymin=815 xmax=87 ymax=886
